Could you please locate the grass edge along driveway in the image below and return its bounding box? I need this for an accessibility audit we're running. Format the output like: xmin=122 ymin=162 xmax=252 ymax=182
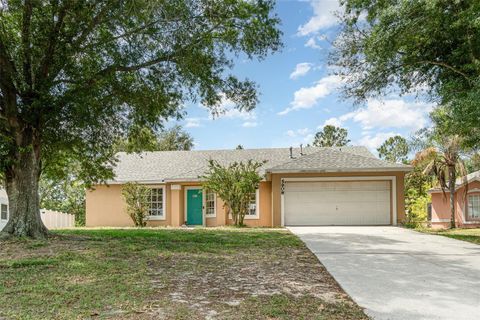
xmin=417 ymin=227 xmax=480 ymax=245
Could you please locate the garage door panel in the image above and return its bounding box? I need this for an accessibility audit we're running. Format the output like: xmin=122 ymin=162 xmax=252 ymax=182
xmin=284 ymin=180 xmax=391 ymax=226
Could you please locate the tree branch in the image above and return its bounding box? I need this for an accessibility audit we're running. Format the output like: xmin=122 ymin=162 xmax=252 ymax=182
xmin=70 ymin=3 xmax=111 ymax=50
xmin=22 ymin=0 xmax=33 ymax=91
xmin=37 ymin=0 xmax=69 ymax=82
xmin=417 ymin=60 xmax=471 ymax=82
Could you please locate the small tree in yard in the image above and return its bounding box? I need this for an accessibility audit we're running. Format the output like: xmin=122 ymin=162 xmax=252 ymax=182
xmin=122 ymin=183 xmax=151 ymax=227
xmin=201 ymin=160 xmax=264 ymax=226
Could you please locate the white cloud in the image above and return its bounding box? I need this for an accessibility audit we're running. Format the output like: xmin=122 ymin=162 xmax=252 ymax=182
xmin=297 ymin=128 xmax=310 ymax=136
xmin=297 ymin=0 xmax=342 ymax=36
xmin=305 ymin=37 xmax=322 ymax=50
xmin=290 ymin=63 xmax=313 ymax=80
xmin=286 ymin=130 xmax=296 ymax=137
xmin=340 ymin=99 xmax=433 ymax=131
xmin=242 ymin=121 xmax=258 ymax=128
xmin=319 ymin=117 xmax=343 ymax=128
xmin=279 ymin=75 xmax=342 ymax=115
xmin=221 ymin=108 xmax=256 ymax=121
xmin=185 ymin=118 xmax=202 ymax=128
xmin=285 ymin=128 xmax=314 ymax=145
xmin=303 ymin=133 xmax=315 ymax=144
xmin=285 ymin=128 xmax=311 ymax=138
xmin=357 ymin=132 xmax=400 ymax=151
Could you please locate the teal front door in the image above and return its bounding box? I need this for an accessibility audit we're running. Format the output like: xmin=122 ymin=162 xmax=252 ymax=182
xmin=186 ymin=189 xmax=203 ymax=225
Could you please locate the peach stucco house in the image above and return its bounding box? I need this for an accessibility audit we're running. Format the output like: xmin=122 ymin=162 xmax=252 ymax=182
xmin=86 ymin=146 xmax=411 ymax=227
xmin=429 ymin=171 xmax=480 ymax=229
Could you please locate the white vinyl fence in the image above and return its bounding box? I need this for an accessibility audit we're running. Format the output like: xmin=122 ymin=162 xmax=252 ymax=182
xmin=0 ymin=188 xmax=75 ymax=231
xmin=40 ymin=209 xmax=75 ymax=229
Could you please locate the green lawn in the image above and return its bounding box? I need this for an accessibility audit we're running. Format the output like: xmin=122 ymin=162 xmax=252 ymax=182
xmin=419 ymin=228 xmax=480 ymax=245
xmin=0 ymin=228 xmax=367 ymax=320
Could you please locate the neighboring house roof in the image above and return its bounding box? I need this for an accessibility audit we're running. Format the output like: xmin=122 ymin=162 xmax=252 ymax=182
xmin=428 ymin=170 xmax=480 ymax=193
xmin=109 ymin=146 xmax=411 ymax=184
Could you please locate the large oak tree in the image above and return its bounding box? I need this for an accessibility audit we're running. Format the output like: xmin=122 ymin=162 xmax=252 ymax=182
xmin=0 ymin=0 xmax=281 ymax=238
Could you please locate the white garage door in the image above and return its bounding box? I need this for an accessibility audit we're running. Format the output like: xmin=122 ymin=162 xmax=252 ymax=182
xmin=284 ymin=180 xmax=391 ymax=226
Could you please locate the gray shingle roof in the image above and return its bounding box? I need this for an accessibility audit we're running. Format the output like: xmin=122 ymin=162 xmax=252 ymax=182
xmin=109 ymin=146 xmax=410 ymax=183
xmin=267 ymin=148 xmax=411 ymax=173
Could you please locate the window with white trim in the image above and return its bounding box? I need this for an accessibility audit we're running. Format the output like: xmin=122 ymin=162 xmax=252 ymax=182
xmin=245 ymin=190 xmax=259 ymax=218
xmin=0 ymin=204 xmax=7 ymax=220
xmin=468 ymin=195 xmax=480 ymax=219
xmin=148 ymin=188 xmax=164 ymax=217
xmin=205 ymin=191 xmax=216 ymax=216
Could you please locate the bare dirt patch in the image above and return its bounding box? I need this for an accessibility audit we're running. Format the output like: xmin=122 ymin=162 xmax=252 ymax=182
xmin=133 ymin=241 xmax=362 ymax=319
xmin=0 ymin=229 xmax=367 ymax=319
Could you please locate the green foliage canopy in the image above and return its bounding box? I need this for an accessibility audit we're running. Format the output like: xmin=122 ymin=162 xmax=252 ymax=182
xmin=200 ymin=159 xmax=264 ymax=226
xmin=116 ymin=125 xmax=194 ymax=153
xmin=0 ymin=0 xmax=281 ymax=181
xmin=313 ymin=125 xmax=350 ymax=147
xmin=377 ymin=136 xmax=409 ymax=164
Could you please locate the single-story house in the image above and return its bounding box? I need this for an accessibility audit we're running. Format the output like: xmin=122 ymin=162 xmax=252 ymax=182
xmin=429 ymin=171 xmax=480 ymax=229
xmin=86 ymin=146 xmax=411 ymax=227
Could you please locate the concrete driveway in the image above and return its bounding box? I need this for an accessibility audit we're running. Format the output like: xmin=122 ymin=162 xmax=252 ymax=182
xmin=289 ymin=226 xmax=480 ymax=320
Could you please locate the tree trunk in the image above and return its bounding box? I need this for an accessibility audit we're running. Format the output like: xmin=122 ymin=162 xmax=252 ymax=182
xmin=0 ymin=134 xmax=48 ymax=239
xmin=448 ymin=166 xmax=456 ymax=229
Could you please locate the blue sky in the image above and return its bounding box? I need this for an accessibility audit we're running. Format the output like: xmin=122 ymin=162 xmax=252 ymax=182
xmin=174 ymin=0 xmax=433 ymax=152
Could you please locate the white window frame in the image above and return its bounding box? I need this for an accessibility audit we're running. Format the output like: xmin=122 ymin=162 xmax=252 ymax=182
xmin=467 ymin=194 xmax=480 ymax=221
xmin=0 ymin=203 xmax=8 ymax=221
xmin=244 ymin=189 xmax=260 ymax=220
xmin=204 ymin=190 xmax=216 ymax=218
xmin=146 ymin=186 xmax=166 ymax=221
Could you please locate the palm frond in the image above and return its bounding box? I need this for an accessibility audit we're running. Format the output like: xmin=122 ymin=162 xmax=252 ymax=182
xmin=413 ymin=147 xmax=438 ymax=167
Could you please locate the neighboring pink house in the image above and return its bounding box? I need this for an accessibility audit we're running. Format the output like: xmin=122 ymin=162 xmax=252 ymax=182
xmin=429 ymin=171 xmax=480 ymax=229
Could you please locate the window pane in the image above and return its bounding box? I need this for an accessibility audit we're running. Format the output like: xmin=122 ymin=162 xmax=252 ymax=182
xmin=246 ymin=193 xmax=256 ymax=215
xmin=1 ymin=204 xmax=7 ymax=220
xmin=149 ymin=188 xmax=164 ymax=216
xmin=206 ymin=191 xmax=215 ymax=216
xmin=468 ymin=196 xmax=480 ymax=219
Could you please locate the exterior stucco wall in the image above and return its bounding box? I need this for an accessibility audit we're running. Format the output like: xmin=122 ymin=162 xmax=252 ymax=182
xmin=86 ymin=181 xmax=273 ymax=227
xmin=270 ymin=171 xmax=406 ymax=227
xmin=86 ymin=172 xmax=407 ymax=228
xmin=86 ymin=184 xmax=131 ymax=227
xmin=430 ymin=180 xmax=480 ymax=228
xmin=86 ymin=184 xmax=171 ymax=227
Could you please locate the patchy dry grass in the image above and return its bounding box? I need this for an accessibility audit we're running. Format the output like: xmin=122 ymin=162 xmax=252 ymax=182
xmin=419 ymin=227 xmax=480 ymax=245
xmin=0 ymin=228 xmax=367 ymax=320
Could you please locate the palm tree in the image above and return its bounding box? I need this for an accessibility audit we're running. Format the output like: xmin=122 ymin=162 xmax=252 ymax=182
xmin=413 ymin=135 xmax=467 ymax=229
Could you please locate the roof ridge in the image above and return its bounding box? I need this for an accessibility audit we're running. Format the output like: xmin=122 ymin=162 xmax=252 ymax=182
xmin=115 ymin=145 xmax=367 ymax=156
